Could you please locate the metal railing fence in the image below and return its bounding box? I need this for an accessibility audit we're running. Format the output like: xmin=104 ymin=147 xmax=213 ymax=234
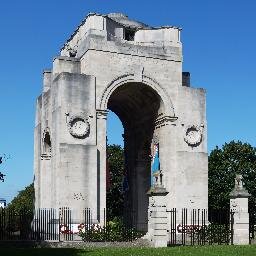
xmin=167 ymin=208 xmax=234 ymax=246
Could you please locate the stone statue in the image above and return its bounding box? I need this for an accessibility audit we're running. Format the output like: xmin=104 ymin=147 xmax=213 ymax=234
xmin=235 ymin=174 xmax=243 ymax=190
xmin=230 ymin=174 xmax=250 ymax=198
xmin=151 ymin=141 xmax=161 ymax=187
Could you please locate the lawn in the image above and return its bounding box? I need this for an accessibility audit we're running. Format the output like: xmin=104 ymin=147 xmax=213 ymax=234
xmin=1 ymin=246 xmax=256 ymax=256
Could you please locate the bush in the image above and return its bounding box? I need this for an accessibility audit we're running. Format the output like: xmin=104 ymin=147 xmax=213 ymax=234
xmin=79 ymin=217 xmax=145 ymax=242
xmin=197 ymin=224 xmax=231 ymax=244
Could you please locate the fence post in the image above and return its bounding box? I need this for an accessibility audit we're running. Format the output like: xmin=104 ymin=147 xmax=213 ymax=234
xmin=230 ymin=174 xmax=251 ymax=245
xmin=147 ymin=186 xmax=169 ymax=247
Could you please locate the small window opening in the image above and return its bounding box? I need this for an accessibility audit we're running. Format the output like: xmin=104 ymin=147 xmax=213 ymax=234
xmin=125 ymin=29 xmax=135 ymax=41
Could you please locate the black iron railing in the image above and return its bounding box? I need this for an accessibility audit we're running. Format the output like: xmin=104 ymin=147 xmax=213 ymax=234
xmin=249 ymin=210 xmax=255 ymax=243
xmin=0 ymin=207 xmax=239 ymax=244
xmin=167 ymin=208 xmax=234 ymax=246
xmin=0 ymin=207 xmax=146 ymax=242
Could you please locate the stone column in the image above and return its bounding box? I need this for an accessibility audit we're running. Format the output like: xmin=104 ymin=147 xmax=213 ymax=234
xmin=96 ymin=109 xmax=108 ymax=225
xmin=230 ymin=174 xmax=251 ymax=245
xmin=147 ymin=186 xmax=169 ymax=248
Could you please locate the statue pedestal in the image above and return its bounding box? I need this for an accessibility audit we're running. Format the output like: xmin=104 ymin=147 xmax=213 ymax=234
xmin=147 ymin=186 xmax=169 ymax=248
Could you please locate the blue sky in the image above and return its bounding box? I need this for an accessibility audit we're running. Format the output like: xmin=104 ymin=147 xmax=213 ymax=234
xmin=0 ymin=0 xmax=256 ymax=202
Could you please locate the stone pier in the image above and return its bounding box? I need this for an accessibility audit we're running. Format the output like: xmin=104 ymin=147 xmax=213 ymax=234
xmin=230 ymin=174 xmax=251 ymax=245
xmin=147 ymin=187 xmax=169 ymax=247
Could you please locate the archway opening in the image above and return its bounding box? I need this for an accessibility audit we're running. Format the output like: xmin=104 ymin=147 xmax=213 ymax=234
xmin=106 ymin=111 xmax=124 ymax=219
xmin=106 ymin=82 xmax=162 ymax=230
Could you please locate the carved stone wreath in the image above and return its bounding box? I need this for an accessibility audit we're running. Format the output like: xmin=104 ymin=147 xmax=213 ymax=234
xmin=68 ymin=114 xmax=90 ymax=139
xmin=184 ymin=125 xmax=203 ymax=147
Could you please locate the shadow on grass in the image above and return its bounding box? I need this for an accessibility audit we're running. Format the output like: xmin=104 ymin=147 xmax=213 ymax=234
xmin=0 ymin=248 xmax=92 ymax=256
xmin=2 ymin=245 xmax=256 ymax=256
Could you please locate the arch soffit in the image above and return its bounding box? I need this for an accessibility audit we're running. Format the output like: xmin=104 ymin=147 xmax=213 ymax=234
xmin=99 ymin=74 xmax=176 ymax=117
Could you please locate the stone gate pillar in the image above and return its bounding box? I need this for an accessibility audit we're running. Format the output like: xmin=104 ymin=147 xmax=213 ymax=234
xmin=230 ymin=174 xmax=251 ymax=245
xmin=147 ymin=187 xmax=169 ymax=247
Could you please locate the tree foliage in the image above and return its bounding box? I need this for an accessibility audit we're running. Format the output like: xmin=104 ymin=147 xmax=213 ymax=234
xmin=0 ymin=155 xmax=8 ymax=182
xmin=8 ymin=183 xmax=34 ymax=213
xmin=106 ymin=144 xmax=125 ymax=219
xmin=209 ymin=140 xmax=256 ymax=210
xmin=0 ymin=171 xmax=5 ymax=182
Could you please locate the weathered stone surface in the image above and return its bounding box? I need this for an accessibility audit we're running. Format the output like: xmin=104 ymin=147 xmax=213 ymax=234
xmin=34 ymin=13 xmax=208 ymax=230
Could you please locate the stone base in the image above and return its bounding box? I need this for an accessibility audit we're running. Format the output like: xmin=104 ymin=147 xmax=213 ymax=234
xmin=152 ymin=239 xmax=168 ymax=248
xmin=147 ymin=186 xmax=168 ymax=196
xmin=233 ymin=229 xmax=250 ymax=245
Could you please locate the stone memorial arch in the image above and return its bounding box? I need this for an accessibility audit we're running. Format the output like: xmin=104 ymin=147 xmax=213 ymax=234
xmin=34 ymin=13 xmax=208 ymax=225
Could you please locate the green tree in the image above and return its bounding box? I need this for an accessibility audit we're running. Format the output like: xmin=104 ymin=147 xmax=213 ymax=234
xmin=0 ymin=155 xmax=8 ymax=182
xmin=209 ymin=141 xmax=256 ymax=210
xmin=8 ymin=183 xmax=34 ymax=213
xmin=0 ymin=171 xmax=5 ymax=182
xmin=106 ymin=144 xmax=125 ymax=219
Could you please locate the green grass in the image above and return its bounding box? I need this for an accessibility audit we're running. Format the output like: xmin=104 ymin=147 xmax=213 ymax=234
xmin=1 ymin=246 xmax=256 ymax=256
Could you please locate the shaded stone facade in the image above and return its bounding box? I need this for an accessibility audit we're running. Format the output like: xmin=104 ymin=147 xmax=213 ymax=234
xmin=34 ymin=13 xmax=208 ymax=225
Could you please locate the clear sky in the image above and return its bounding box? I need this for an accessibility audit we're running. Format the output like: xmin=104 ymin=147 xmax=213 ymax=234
xmin=0 ymin=0 xmax=256 ymax=203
